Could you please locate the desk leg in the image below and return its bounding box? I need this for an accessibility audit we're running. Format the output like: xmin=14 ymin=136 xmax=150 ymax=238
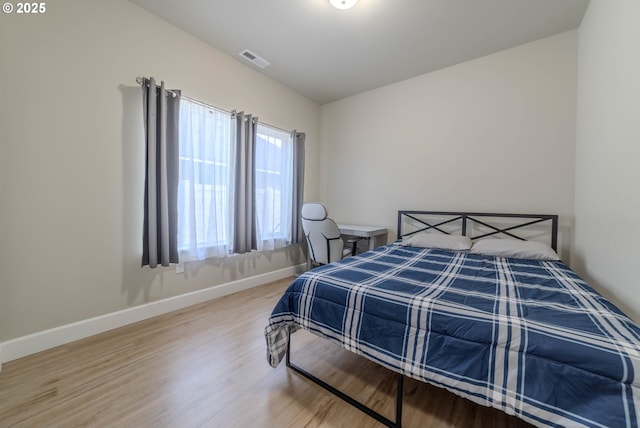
xmin=368 ymin=237 xmax=375 ymax=251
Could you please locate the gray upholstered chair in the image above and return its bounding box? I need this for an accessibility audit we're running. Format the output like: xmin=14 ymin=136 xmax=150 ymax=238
xmin=301 ymin=202 xmax=356 ymax=267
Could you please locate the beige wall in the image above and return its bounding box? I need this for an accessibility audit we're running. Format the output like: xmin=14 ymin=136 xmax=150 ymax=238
xmin=0 ymin=0 xmax=320 ymax=341
xmin=574 ymin=1 xmax=640 ymax=322
xmin=319 ymin=31 xmax=578 ymax=258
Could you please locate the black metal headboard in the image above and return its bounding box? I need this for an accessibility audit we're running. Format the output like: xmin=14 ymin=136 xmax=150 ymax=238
xmin=397 ymin=211 xmax=559 ymax=251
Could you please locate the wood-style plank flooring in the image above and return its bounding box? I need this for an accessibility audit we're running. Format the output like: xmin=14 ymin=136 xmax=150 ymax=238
xmin=0 ymin=277 xmax=533 ymax=427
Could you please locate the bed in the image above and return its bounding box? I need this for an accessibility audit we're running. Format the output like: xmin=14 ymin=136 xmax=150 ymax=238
xmin=265 ymin=211 xmax=640 ymax=427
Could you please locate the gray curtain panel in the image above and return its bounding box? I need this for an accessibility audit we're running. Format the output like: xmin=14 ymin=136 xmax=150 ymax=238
xmin=231 ymin=111 xmax=258 ymax=254
xmin=291 ymin=131 xmax=306 ymax=244
xmin=141 ymin=77 xmax=181 ymax=268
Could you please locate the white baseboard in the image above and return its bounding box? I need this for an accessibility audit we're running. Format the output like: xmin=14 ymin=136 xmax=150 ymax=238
xmin=0 ymin=264 xmax=305 ymax=370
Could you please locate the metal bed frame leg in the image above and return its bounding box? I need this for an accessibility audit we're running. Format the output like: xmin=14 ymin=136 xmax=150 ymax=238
xmin=286 ymin=334 xmax=403 ymax=428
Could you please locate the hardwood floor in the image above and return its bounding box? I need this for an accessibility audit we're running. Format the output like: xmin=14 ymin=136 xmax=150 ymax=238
xmin=0 ymin=277 xmax=533 ymax=428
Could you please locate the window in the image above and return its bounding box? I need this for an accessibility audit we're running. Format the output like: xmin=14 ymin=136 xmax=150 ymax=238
xmin=178 ymin=98 xmax=233 ymax=261
xmin=255 ymin=124 xmax=293 ymax=250
xmin=177 ymin=98 xmax=296 ymax=262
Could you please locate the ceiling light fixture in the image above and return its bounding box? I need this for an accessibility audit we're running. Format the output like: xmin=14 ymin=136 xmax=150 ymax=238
xmin=329 ymin=0 xmax=358 ymax=10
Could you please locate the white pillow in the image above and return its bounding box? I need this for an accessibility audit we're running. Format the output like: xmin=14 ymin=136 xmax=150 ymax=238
xmin=401 ymin=233 xmax=472 ymax=251
xmin=470 ymin=238 xmax=559 ymax=260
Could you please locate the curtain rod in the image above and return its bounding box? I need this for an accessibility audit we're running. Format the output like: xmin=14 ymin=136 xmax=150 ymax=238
xmin=136 ymin=76 xmax=179 ymax=97
xmin=136 ymin=77 xmax=294 ymax=134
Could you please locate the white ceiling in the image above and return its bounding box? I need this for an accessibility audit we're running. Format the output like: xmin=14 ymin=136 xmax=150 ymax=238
xmin=130 ymin=0 xmax=590 ymax=105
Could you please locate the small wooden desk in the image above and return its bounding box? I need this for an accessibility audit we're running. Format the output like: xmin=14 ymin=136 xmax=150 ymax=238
xmin=337 ymin=224 xmax=387 ymax=251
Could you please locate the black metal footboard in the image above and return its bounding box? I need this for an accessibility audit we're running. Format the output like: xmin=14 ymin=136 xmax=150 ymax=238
xmin=286 ymin=333 xmax=404 ymax=428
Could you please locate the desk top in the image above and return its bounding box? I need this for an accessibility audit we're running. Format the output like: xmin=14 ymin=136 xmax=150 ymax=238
xmin=337 ymin=224 xmax=387 ymax=237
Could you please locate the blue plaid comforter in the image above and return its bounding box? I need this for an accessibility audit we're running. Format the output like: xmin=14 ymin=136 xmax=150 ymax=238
xmin=265 ymin=244 xmax=640 ymax=427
